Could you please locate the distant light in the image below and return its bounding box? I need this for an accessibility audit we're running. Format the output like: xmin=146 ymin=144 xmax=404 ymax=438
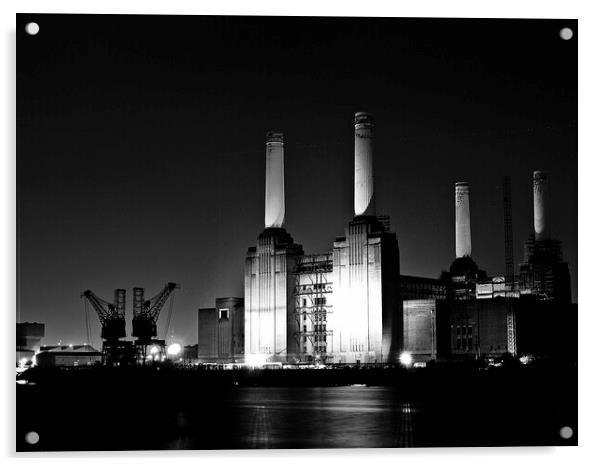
xmin=150 ymin=345 xmax=159 ymax=355
xmin=559 ymin=27 xmax=573 ymax=41
xmin=19 ymin=358 xmax=29 ymax=368
xmin=400 ymin=352 xmax=413 ymax=367
xmin=519 ymin=354 xmax=535 ymax=365
xmin=167 ymin=343 xmax=182 ymax=356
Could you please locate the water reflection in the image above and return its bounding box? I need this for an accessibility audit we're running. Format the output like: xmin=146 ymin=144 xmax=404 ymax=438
xmin=212 ymin=386 xmax=417 ymax=449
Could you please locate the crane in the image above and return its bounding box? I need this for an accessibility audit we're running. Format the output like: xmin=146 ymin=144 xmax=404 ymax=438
xmin=81 ymin=289 xmax=129 ymax=365
xmin=131 ymin=282 xmax=179 ymax=362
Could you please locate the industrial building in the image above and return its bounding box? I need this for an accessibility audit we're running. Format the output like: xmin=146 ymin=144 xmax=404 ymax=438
xmin=244 ymin=113 xmax=401 ymax=364
xmin=193 ymin=112 xmax=576 ymax=366
xmin=401 ymin=169 xmax=574 ymax=362
xmin=36 ymin=345 xmax=102 ymax=367
xmin=16 ymin=322 xmax=45 ymax=364
xmin=198 ymin=297 xmax=245 ymax=363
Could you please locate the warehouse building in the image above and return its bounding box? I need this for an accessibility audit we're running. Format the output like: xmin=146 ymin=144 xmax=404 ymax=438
xmin=36 ymin=345 xmax=102 ymax=367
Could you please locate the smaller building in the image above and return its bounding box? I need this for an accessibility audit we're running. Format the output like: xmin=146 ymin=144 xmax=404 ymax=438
xmin=36 ymin=345 xmax=102 ymax=367
xmin=16 ymin=322 xmax=45 ymax=364
xmin=181 ymin=344 xmax=199 ymax=364
xmin=198 ymin=297 xmax=244 ymax=363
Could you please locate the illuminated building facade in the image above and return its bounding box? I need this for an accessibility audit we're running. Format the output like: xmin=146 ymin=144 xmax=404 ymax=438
xmin=244 ymin=113 xmax=401 ymax=364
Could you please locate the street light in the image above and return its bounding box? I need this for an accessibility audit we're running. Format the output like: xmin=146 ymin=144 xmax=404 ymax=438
xmin=400 ymin=352 xmax=413 ymax=367
xmin=167 ymin=343 xmax=182 ymax=356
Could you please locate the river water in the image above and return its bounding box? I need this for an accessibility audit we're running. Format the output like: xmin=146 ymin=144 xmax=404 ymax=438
xmin=164 ymin=386 xmax=417 ymax=449
xmin=17 ymin=367 xmax=577 ymax=450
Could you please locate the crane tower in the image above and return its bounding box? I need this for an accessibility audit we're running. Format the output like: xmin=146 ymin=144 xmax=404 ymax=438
xmin=81 ymin=289 xmax=133 ymax=365
xmin=132 ymin=282 xmax=179 ymax=362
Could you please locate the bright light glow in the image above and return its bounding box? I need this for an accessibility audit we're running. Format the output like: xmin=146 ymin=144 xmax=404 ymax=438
xmin=19 ymin=358 xmax=29 ymax=367
xmin=519 ymin=354 xmax=535 ymax=365
xmin=400 ymin=352 xmax=413 ymax=367
xmin=246 ymin=353 xmax=267 ymax=367
xmin=149 ymin=345 xmax=159 ymax=355
xmin=167 ymin=343 xmax=182 ymax=356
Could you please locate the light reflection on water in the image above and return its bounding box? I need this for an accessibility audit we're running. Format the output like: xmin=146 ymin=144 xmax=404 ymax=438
xmin=166 ymin=386 xmax=416 ymax=449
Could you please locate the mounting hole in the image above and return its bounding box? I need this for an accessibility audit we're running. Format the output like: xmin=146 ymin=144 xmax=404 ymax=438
xmin=25 ymin=22 xmax=40 ymax=36
xmin=559 ymin=426 xmax=573 ymax=439
xmin=559 ymin=27 xmax=573 ymax=40
xmin=25 ymin=431 xmax=40 ymax=445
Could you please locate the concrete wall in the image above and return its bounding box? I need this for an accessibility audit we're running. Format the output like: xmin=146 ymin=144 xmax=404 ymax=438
xmin=216 ymin=297 xmax=244 ymax=361
xmin=445 ymin=299 xmax=513 ymax=358
xmin=198 ymin=307 xmax=217 ymax=361
xmin=198 ymin=298 xmax=244 ymax=362
xmin=244 ymin=228 xmax=303 ymax=362
xmin=403 ymin=299 xmax=438 ymax=362
xmin=330 ymin=217 xmax=400 ymax=363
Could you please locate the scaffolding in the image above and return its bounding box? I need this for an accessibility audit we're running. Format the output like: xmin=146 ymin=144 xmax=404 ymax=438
xmin=293 ymin=254 xmax=333 ymax=363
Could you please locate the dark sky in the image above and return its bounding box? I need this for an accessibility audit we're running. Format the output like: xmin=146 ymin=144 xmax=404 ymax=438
xmin=17 ymin=15 xmax=577 ymax=348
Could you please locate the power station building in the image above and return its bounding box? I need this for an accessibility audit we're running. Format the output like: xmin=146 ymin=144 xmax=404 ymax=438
xmin=244 ymin=113 xmax=401 ymax=364
xmin=196 ymin=112 xmax=575 ymax=366
xmin=402 ymin=169 xmax=574 ymax=362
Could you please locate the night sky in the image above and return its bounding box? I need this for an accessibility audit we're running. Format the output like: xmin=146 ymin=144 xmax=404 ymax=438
xmin=17 ymin=15 xmax=577 ymax=349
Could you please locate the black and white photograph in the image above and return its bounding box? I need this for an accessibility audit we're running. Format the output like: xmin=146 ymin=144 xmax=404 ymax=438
xmin=15 ymin=12 xmax=578 ymax=452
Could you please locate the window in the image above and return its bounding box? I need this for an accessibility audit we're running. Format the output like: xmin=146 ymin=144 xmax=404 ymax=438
xmin=218 ymin=309 xmax=229 ymax=320
xmin=302 ymin=298 xmax=307 ymax=307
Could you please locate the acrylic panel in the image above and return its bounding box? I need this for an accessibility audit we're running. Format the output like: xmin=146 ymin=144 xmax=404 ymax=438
xmin=16 ymin=14 xmax=577 ymax=451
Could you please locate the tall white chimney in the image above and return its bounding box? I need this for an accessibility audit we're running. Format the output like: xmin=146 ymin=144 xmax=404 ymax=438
xmin=264 ymin=131 xmax=285 ymax=229
xmin=533 ymin=170 xmax=550 ymax=241
xmin=354 ymin=112 xmax=375 ymax=216
xmin=455 ymin=182 xmax=472 ymax=258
